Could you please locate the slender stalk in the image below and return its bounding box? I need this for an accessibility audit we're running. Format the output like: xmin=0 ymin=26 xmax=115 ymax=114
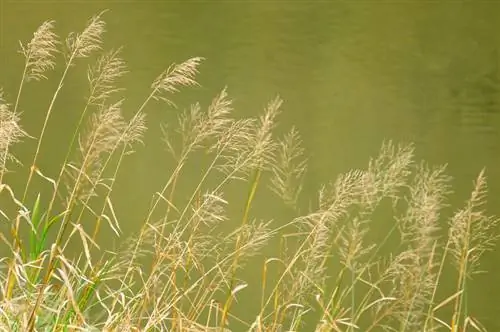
xmin=451 ymin=203 xmax=473 ymax=332
xmin=22 ymin=57 xmax=74 ymax=203
xmin=423 ymin=240 xmax=450 ymax=331
xmin=40 ymin=89 xmax=155 ymax=289
xmin=90 ymin=144 xmax=128 ymax=240
xmin=0 ymin=65 xmax=27 ymax=184
xmin=220 ymin=168 xmax=262 ymax=330
xmin=2 ymin=64 xmax=34 ymax=299
xmin=45 ymin=83 xmax=108 ymax=230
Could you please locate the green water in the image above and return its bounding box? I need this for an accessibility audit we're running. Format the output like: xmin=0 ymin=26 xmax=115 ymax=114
xmin=1 ymin=1 xmax=500 ymax=330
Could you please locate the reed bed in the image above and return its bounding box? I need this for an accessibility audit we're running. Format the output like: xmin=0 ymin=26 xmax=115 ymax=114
xmin=0 ymin=12 xmax=497 ymax=332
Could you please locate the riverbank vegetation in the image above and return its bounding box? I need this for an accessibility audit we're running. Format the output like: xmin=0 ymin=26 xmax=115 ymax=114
xmin=0 ymin=11 xmax=497 ymax=331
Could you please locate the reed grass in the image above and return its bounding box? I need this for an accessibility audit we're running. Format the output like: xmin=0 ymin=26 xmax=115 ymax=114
xmin=0 ymin=12 xmax=497 ymax=332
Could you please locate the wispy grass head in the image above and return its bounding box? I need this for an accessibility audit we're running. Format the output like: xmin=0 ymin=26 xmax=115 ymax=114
xmin=19 ymin=20 xmax=59 ymax=82
xmin=362 ymin=140 xmax=414 ymax=209
xmin=123 ymin=112 xmax=147 ymax=148
xmin=87 ymin=48 xmax=128 ymax=106
xmin=215 ymin=96 xmax=282 ymax=178
xmin=269 ymin=126 xmax=307 ymax=207
xmin=252 ymin=96 xmax=282 ymax=167
xmin=163 ymin=87 xmax=233 ymax=160
xmin=449 ymin=169 xmax=499 ymax=276
xmin=0 ymin=91 xmax=28 ymax=177
xmin=65 ymin=10 xmax=107 ymax=61
xmin=398 ymin=163 xmax=451 ymax=248
xmin=152 ymin=57 xmax=204 ymax=105
xmin=66 ymin=99 xmax=127 ymax=200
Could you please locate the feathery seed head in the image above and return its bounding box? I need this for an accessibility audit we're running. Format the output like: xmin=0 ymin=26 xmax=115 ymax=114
xmin=151 ymin=57 xmax=204 ymax=104
xmin=88 ymin=48 xmax=128 ymax=105
xmin=19 ymin=20 xmax=59 ymax=82
xmin=66 ymin=11 xmax=107 ymax=61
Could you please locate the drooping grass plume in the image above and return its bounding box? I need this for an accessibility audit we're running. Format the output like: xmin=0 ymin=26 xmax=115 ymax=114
xmin=66 ymin=99 xmax=127 ymax=202
xmin=65 ymin=11 xmax=107 ymax=61
xmin=151 ymin=57 xmax=204 ymax=105
xmin=449 ymin=169 xmax=498 ymax=277
xmin=448 ymin=169 xmax=499 ymax=332
xmin=391 ymin=163 xmax=451 ymax=331
xmin=269 ymin=127 xmax=307 ymax=207
xmin=18 ymin=20 xmax=59 ymax=84
xmin=87 ymin=48 xmax=128 ymax=106
xmin=0 ymin=91 xmax=28 ymax=182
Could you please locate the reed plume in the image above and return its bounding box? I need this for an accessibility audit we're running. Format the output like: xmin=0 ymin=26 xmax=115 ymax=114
xmin=0 ymin=92 xmax=28 ymax=182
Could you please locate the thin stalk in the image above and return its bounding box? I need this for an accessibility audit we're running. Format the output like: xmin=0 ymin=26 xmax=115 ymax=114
xmin=13 ymin=63 xmax=28 ymax=114
xmin=52 ymin=116 xmax=109 ymax=255
xmin=125 ymin=140 xmax=238 ymax=287
xmin=0 ymin=64 xmax=27 ymax=184
xmin=131 ymin=152 xmax=216 ymax=326
xmin=451 ymin=252 xmax=469 ymax=332
xmin=349 ymin=264 xmax=356 ymax=332
xmin=146 ymin=150 xmax=184 ymax=330
xmin=2 ymin=63 xmax=35 ymax=302
xmin=4 ymin=214 xmax=23 ymax=300
xmin=423 ymin=240 xmax=451 ymax=331
xmin=88 ymin=144 xmax=128 ymax=241
xmin=51 ymin=81 xmax=156 ymax=257
xmin=349 ymin=220 xmax=399 ymax=323
xmin=451 ymin=205 xmax=473 ymax=332
xmin=159 ymin=218 xmax=294 ymax=325
xmin=122 ymin=157 xmax=187 ymax=282
xmin=40 ymin=87 xmax=156 ymax=288
xmin=45 ymin=87 xmax=109 ymax=231
xmin=399 ymin=245 xmax=436 ymax=332
xmin=22 ymin=55 xmax=75 ymax=203
xmin=219 ymin=167 xmax=262 ymax=330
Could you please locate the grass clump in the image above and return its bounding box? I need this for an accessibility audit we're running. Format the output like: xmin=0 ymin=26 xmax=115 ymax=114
xmin=0 ymin=11 xmax=497 ymax=332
